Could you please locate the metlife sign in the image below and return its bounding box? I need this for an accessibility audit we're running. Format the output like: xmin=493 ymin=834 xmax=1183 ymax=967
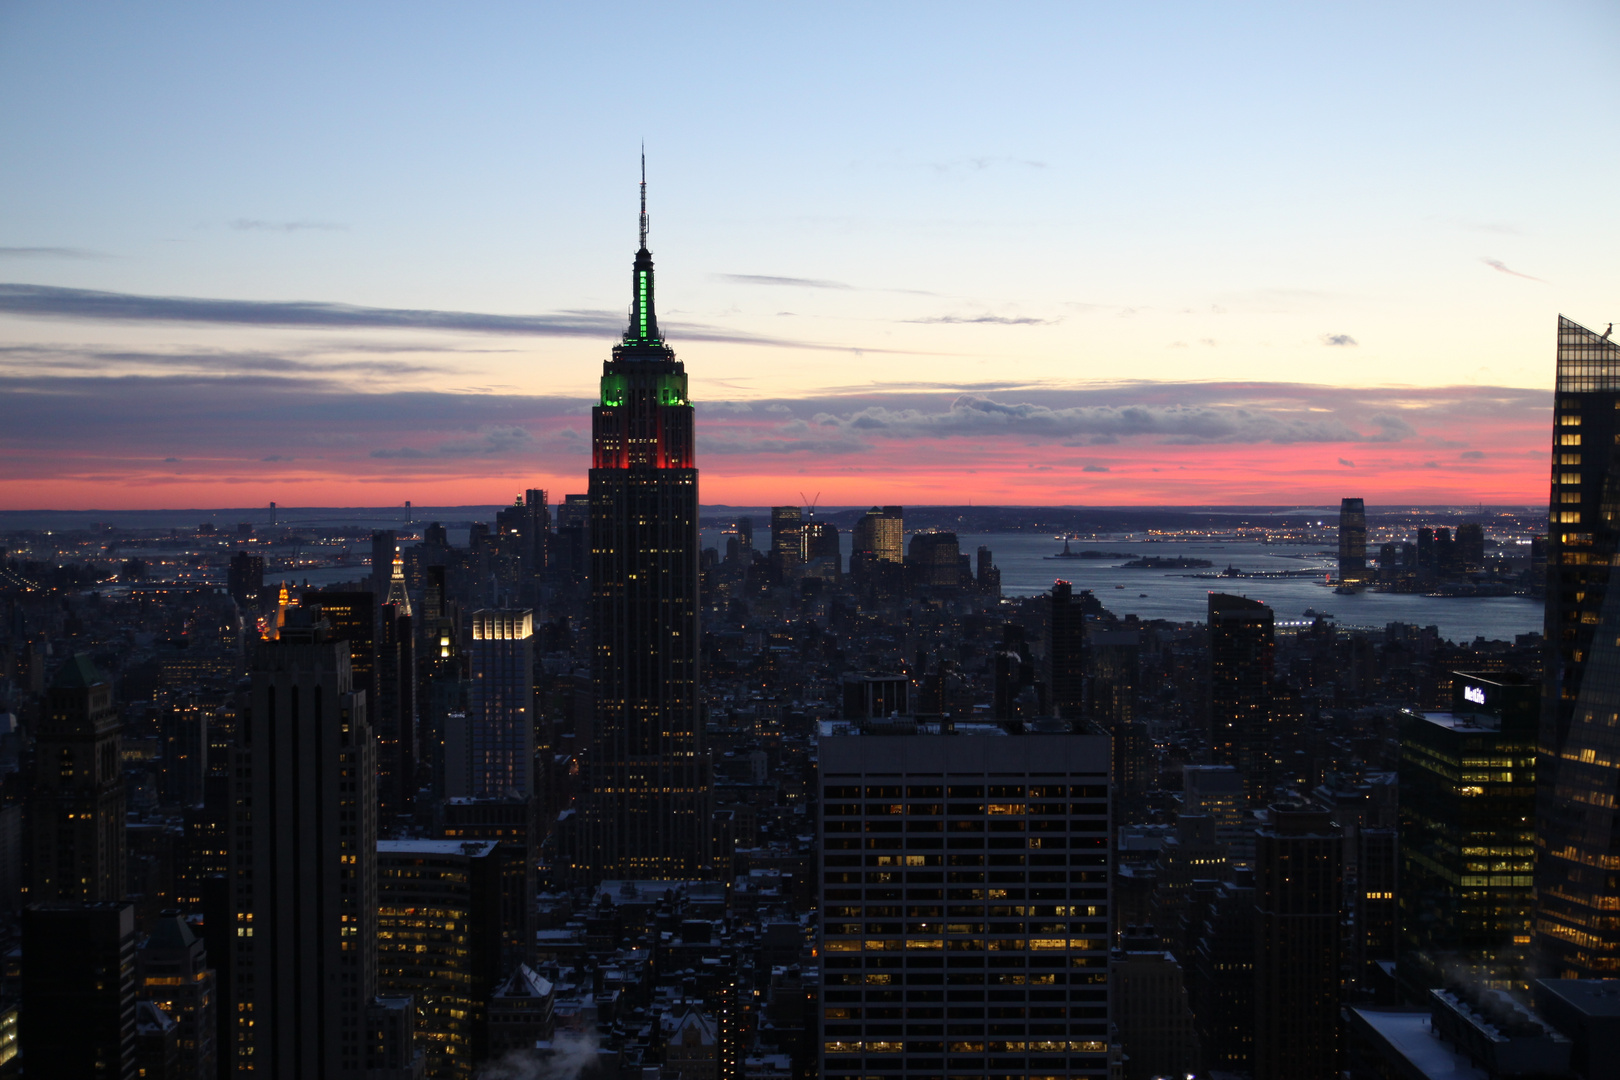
xmin=1463 ymin=685 xmax=1487 ymax=706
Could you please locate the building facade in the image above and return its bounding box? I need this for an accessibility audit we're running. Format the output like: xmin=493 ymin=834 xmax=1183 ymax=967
xmin=230 ymin=611 xmax=378 ymax=1077
xmin=31 ymin=654 xmax=125 ymax=902
xmin=1338 ymin=497 xmax=1367 ymax=582
xmin=21 ymin=902 xmax=138 ymax=1080
xmin=1537 ymin=315 xmax=1620 ymax=978
xmin=818 ymin=726 xmax=1112 ymax=1080
xmin=1208 ymin=593 xmax=1275 ymax=807
xmin=584 ymin=171 xmax=711 ymax=881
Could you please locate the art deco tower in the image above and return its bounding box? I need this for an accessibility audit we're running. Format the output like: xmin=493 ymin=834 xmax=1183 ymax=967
xmin=1536 ymin=315 xmax=1620 ymax=977
xmin=584 ymin=162 xmax=710 ymax=880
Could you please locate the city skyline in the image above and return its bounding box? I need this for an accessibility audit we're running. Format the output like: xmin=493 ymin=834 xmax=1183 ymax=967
xmin=1 ymin=4 xmax=1616 ymax=509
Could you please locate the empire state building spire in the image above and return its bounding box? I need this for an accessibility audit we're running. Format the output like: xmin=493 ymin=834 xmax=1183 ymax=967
xmin=625 ymin=150 xmax=661 ymax=345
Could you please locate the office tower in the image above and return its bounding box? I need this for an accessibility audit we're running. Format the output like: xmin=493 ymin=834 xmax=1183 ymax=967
xmin=439 ymin=800 xmax=536 ymax=973
xmin=1416 ymin=526 xmax=1435 ymax=575
xmin=1048 ymin=580 xmax=1086 ymax=721
xmin=447 ymin=610 xmax=535 ymax=799
xmin=1182 ymin=765 xmax=1251 ymax=858
xmin=583 ymin=168 xmax=709 ymax=882
xmin=1456 ymin=522 xmax=1485 ymax=572
xmin=377 ymin=552 xmax=417 ymax=818
xmin=992 ymin=624 xmax=1038 ymax=720
xmin=841 ymin=673 xmax=909 ymax=722
xmin=907 ymin=530 xmax=963 ymax=588
xmin=1254 ymin=804 xmax=1343 ymax=1080
xmin=803 ymin=520 xmax=840 ymax=578
xmin=1400 ymin=673 xmax=1536 ymax=990
xmin=818 ymin=726 xmax=1112 ymax=1080
xmin=371 ymin=529 xmax=397 ymax=599
xmin=1338 ymin=497 xmax=1367 ymax=582
xmin=1207 ymin=593 xmax=1274 ymax=807
xmin=1354 ymin=827 xmax=1398 ymax=992
xmin=770 ymin=506 xmax=803 ymax=579
xmin=1538 ymin=315 xmax=1620 ymax=978
xmin=228 ymin=551 xmax=265 ymax=608
xmin=1109 ymin=927 xmax=1201 ymax=1080
xmin=975 ymin=545 xmax=1000 ymax=596
xmin=231 ymin=609 xmax=378 ymax=1077
xmin=366 ymin=996 xmax=422 ymax=1079
xmin=1189 ymin=868 xmax=1255 ymax=1073
xmin=31 ymin=654 xmax=125 ymax=902
xmin=139 ymin=910 xmax=217 ymax=1080
xmin=159 ymin=702 xmax=207 ymax=807
xmin=21 ymin=901 xmax=137 ymax=1080
xmin=852 ymin=505 xmax=904 ymax=563
xmin=376 ymin=840 xmax=504 ymax=1078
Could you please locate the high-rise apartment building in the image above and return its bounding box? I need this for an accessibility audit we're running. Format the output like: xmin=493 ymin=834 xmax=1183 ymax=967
xmin=584 ymin=168 xmax=710 ymax=880
xmin=818 ymin=724 xmax=1112 ymax=1080
xmin=1338 ymin=497 xmax=1367 ymax=582
xmin=1254 ymin=804 xmax=1342 ymax=1080
xmin=231 ymin=609 xmax=378 ymax=1077
xmin=21 ymin=902 xmax=137 ymax=1080
xmin=1208 ymin=593 xmax=1274 ymax=807
xmin=1399 ymin=673 xmax=1536 ymax=991
xmin=1537 ymin=315 xmax=1620 ymax=978
xmin=31 ymin=655 xmax=125 ymax=902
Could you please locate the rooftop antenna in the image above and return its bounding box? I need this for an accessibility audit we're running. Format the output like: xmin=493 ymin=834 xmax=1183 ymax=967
xmin=638 ymin=144 xmax=649 ymax=252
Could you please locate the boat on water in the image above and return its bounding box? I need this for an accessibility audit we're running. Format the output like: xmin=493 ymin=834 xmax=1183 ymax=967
xmin=1302 ymin=607 xmax=1334 ymax=619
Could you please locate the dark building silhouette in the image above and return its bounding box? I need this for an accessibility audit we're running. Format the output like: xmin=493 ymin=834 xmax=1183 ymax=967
xmin=1538 ymin=315 xmax=1620 ymax=979
xmin=1049 ymin=580 xmax=1086 ymax=720
xmin=1254 ymin=804 xmax=1342 ymax=1080
xmin=227 ymin=551 xmax=264 ymax=609
xmin=1208 ymin=593 xmax=1275 ymax=807
xmin=21 ymin=901 xmax=137 ymax=1080
xmin=370 ymin=529 xmax=396 ymax=600
xmin=1399 ymin=672 xmax=1536 ymax=991
xmin=230 ymin=608 xmax=378 ymax=1076
xmin=1338 ymin=497 xmax=1367 ymax=582
xmin=1190 ymin=868 xmax=1255 ymax=1073
xmin=975 ymin=545 xmax=1000 ymax=596
xmin=907 ymin=530 xmax=963 ymax=588
xmin=32 ymin=654 xmax=125 ymax=902
xmin=1456 ymin=521 xmax=1485 ymax=572
xmin=770 ymin=506 xmax=803 ymax=581
xmin=583 ymin=167 xmax=710 ymax=881
xmin=802 ymin=519 xmax=840 ymax=578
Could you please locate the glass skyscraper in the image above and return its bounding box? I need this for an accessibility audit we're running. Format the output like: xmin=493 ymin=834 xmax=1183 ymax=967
xmin=583 ymin=165 xmax=710 ymax=880
xmin=1536 ymin=315 xmax=1620 ymax=977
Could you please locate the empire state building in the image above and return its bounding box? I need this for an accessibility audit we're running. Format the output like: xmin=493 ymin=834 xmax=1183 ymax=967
xmin=583 ymin=165 xmax=711 ymax=880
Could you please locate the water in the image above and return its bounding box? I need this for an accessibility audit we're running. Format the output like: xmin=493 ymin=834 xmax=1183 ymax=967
xmin=701 ymin=529 xmax=1544 ymax=643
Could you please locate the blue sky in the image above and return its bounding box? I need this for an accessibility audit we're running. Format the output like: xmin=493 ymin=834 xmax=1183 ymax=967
xmin=0 ymin=2 xmax=1615 ymax=506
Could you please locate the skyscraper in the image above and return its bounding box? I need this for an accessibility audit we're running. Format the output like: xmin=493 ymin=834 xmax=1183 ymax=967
xmin=31 ymin=654 xmax=125 ymax=902
xmin=770 ymin=506 xmax=803 ymax=580
xmin=818 ymin=725 xmax=1112 ymax=1080
xmin=1048 ymin=580 xmax=1086 ymax=720
xmin=231 ymin=607 xmax=378 ymax=1077
xmin=21 ymin=902 xmax=137 ymax=1080
xmin=1254 ymin=804 xmax=1342 ymax=1080
xmin=1537 ymin=315 xmax=1620 ymax=978
xmin=1208 ymin=593 xmax=1275 ymax=807
xmin=451 ymin=609 xmax=534 ymax=799
xmin=1338 ymin=497 xmax=1367 ymax=582
xmin=850 ymin=505 xmax=903 ymax=585
xmin=584 ymin=164 xmax=710 ymax=881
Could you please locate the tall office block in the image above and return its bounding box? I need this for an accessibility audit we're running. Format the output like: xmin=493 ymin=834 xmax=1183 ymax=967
xmin=851 ymin=506 xmax=904 ymax=582
xmin=231 ymin=610 xmax=378 ymax=1077
xmin=1254 ymin=804 xmax=1342 ymax=1080
xmin=31 ymin=654 xmax=125 ymax=902
xmin=21 ymin=901 xmax=137 ymax=1080
xmin=450 ymin=610 xmax=534 ymax=800
xmin=771 ymin=506 xmax=803 ymax=579
xmin=1048 ymin=581 xmax=1086 ymax=721
xmin=1400 ymin=673 xmax=1535 ymax=991
xmin=1538 ymin=315 xmax=1620 ymax=978
xmin=1208 ymin=593 xmax=1275 ymax=807
xmin=228 ymin=551 xmax=265 ymax=609
xmin=818 ymin=725 xmax=1112 ymax=1080
xmin=908 ymin=531 xmax=964 ymax=589
xmin=584 ymin=167 xmax=710 ymax=881
xmin=376 ymin=840 xmax=504 ymax=1079
xmin=1338 ymin=497 xmax=1367 ymax=582
xmin=803 ymin=520 xmax=841 ymax=578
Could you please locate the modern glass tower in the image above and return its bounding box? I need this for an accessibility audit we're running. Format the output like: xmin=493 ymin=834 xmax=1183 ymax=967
xmin=1536 ymin=315 xmax=1620 ymax=978
xmin=583 ymin=163 xmax=710 ymax=880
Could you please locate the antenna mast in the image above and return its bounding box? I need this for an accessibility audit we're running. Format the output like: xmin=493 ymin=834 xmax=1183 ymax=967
xmin=638 ymin=145 xmax=649 ymax=251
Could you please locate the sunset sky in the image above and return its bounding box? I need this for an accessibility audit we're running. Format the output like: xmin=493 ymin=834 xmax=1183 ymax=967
xmin=1 ymin=2 xmax=1616 ymax=510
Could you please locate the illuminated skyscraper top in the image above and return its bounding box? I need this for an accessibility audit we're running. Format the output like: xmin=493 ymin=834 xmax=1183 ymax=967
xmin=625 ymin=150 xmax=662 ymax=348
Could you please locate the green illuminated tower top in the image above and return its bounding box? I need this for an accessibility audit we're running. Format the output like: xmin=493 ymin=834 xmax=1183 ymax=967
xmin=624 ymin=150 xmax=662 ymax=346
